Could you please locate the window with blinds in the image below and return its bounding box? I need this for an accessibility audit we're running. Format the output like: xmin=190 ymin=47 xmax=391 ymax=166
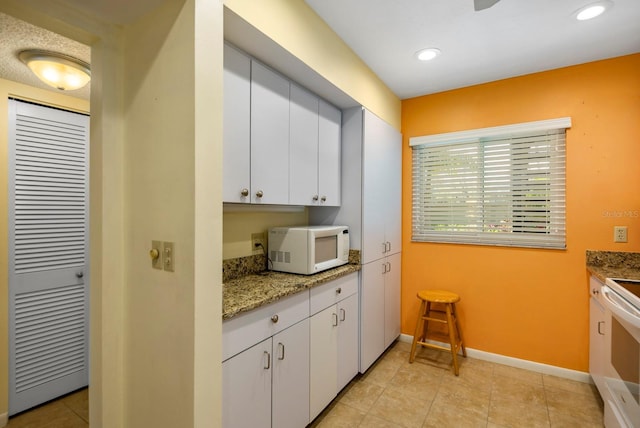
xmin=410 ymin=118 xmax=570 ymax=249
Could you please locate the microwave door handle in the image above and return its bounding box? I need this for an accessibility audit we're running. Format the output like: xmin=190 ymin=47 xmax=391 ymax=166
xmin=602 ymin=286 xmax=640 ymax=329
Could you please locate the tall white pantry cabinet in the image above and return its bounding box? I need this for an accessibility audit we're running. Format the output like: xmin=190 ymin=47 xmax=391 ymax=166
xmin=310 ymin=107 xmax=402 ymax=372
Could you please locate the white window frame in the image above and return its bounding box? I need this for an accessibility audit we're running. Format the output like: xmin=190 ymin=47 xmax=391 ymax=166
xmin=410 ymin=118 xmax=571 ymax=249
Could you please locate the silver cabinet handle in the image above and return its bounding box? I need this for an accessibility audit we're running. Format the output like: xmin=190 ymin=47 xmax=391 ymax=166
xmin=240 ymin=188 xmax=249 ymax=197
xmin=382 ymin=263 xmax=387 ymax=274
xmin=597 ymin=321 xmax=605 ymax=335
xmin=386 ymin=262 xmax=391 ymax=272
xmin=321 ymin=196 xmax=326 ymax=202
xmin=336 ymin=287 xmax=342 ymax=294
xmin=340 ymin=308 xmax=346 ymax=322
xmin=256 ymin=190 xmax=264 ymax=198
xmin=271 ymin=314 xmax=279 ymax=323
xmin=264 ymin=351 xmax=271 ymax=369
xmin=386 ymin=242 xmax=391 ymax=252
xmin=332 ymin=313 xmax=338 ymax=327
xmin=382 ymin=242 xmax=387 ymax=254
xmin=76 ymin=271 xmax=84 ymax=278
xmin=312 ymin=195 xmax=319 ymax=201
xmin=592 ymin=288 xmax=599 ymax=295
xmin=278 ymin=342 xmax=285 ymax=360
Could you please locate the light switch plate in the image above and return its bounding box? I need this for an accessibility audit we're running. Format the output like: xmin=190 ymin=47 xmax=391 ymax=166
xmin=163 ymin=241 xmax=175 ymax=272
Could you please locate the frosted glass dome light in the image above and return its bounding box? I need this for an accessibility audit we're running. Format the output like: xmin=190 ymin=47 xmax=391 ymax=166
xmin=19 ymin=49 xmax=91 ymax=91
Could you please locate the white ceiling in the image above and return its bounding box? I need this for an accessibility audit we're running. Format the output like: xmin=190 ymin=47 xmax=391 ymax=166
xmin=3 ymin=1 xmax=639 ymax=103
xmin=305 ymin=0 xmax=640 ymax=99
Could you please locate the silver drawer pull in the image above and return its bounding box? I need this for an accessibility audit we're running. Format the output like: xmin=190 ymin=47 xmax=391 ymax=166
xmin=336 ymin=287 xmax=342 ymax=294
xmin=278 ymin=342 xmax=285 ymax=360
xmin=271 ymin=314 xmax=279 ymax=323
xmin=332 ymin=313 xmax=338 ymax=327
xmin=340 ymin=308 xmax=346 ymax=322
xmin=240 ymin=188 xmax=249 ymax=197
xmin=264 ymin=351 xmax=271 ymax=369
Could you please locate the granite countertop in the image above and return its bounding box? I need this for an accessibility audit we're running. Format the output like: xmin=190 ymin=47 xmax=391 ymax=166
xmin=586 ymin=250 xmax=640 ymax=282
xmin=223 ymin=263 xmax=360 ymax=320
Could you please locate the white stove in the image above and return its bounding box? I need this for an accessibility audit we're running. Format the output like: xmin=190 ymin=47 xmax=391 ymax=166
xmin=600 ymin=278 xmax=640 ymax=427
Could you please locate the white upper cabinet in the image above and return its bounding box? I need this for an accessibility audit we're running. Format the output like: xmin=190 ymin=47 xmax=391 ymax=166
xmin=223 ymin=44 xmax=251 ymax=203
xmin=251 ymin=61 xmax=290 ymax=204
xmin=290 ymin=86 xmax=342 ymax=207
xmin=223 ymin=44 xmax=341 ymax=206
xmin=317 ymin=100 xmax=341 ymax=206
xmin=289 ymin=84 xmax=319 ymax=206
xmin=362 ymin=108 xmax=402 ymax=263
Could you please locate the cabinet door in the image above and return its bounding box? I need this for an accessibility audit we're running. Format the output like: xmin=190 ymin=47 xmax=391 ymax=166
xmin=318 ymin=100 xmax=341 ymax=207
xmin=383 ymin=124 xmax=402 ymax=254
xmin=309 ymin=305 xmax=338 ymax=421
xmin=272 ymin=318 xmax=310 ymax=428
xmin=289 ymin=84 xmax=319 ymax=206
xmin=222 ymin=338 xmax=272 ymax=428
xmin=361 ymin=110 xmax=388 ymax=263
xmin=360 ymin=261 xmax=386 ymax=372
xmin=384 ymin=253 xmax=402 ymax=348
xmin=589 ymin=296 xmax=607 ymax=392
xmin=337 ymin=292 xmax=359 ymax=391
xmin=223 ymin=44 xmax=251 ymax=203
xmin=251 ymin=61 xmax=290 ymax=204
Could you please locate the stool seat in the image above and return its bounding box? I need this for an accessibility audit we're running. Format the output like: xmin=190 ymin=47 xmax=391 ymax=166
xmin=417 ymin=289 xmax=460 ymax=304
xmin=409 ymin=289 xmax=466 ymax=375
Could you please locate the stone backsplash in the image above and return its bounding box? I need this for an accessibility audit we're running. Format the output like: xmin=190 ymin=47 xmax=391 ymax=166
xmin=223 ymin=249 xmax=361 ymax=283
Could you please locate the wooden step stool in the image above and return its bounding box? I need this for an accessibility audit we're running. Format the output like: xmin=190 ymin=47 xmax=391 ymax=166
xmin=409 ymin=289 xmax=466 ymax=375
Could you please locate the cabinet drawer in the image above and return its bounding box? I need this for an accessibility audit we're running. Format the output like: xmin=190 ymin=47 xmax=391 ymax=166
xmin=223 ymin=291 xmax=309 ymax=361
xmin=310 ymin=273 xmax=358 ymax=316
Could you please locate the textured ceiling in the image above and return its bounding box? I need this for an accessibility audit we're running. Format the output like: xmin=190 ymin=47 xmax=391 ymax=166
xmin=0 ymin=12 xmax=90 ymax=100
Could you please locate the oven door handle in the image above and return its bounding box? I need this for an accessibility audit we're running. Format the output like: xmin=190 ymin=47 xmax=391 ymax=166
xmin=602 ymin=285 xmax=640 ymax=329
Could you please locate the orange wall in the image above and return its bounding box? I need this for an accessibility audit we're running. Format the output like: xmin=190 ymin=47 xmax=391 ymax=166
xmin=401 ymin=54 xmax=640 ymax=371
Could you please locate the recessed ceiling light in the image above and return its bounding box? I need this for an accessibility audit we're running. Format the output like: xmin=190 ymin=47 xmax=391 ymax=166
xmin=415 ymin=48 xmax=441 ymax=61
xmin=576 ymin=1 xmax=613 ymax=21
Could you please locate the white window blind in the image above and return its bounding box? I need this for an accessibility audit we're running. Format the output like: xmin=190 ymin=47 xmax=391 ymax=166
xmin=410 ymin=118 xmax=570 ymax=249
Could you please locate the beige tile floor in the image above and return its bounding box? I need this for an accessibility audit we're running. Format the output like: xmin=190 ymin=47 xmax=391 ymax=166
xmin=4 ymin=341 xmax=604 ymax=428
xmin=6 ymin=388 xmax=88 ymax=428
xmin=312 ymin=340 xmax=605 ymax=428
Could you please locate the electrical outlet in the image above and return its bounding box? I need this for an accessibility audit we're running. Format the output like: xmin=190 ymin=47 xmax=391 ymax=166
xmin=251 ymin=232 xmax=266 ymax=254
xmin=614 ymin=226 xmax=628 ymax=243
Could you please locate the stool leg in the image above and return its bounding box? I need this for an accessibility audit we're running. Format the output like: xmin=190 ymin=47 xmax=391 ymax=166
xmin=445 ymin=303 xmax=460 ymax=376
xmin=409 ymin=300 xmax=426 ymax=363
xmin=452 ymin=303 xmax=466 ymax=357
xmin=421 ymin=301 xmax=431 ymax=342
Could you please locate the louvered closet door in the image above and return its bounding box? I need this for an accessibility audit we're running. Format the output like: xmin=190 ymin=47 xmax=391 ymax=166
xmin=8 ymin=99 xmax=89 ymax=415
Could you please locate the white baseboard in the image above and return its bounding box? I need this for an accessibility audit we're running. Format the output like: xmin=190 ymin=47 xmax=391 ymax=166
xmin=398 ymin=333 xmax=592 ymax=384
xmin=0 ymin=412 xmax=7 ymax=427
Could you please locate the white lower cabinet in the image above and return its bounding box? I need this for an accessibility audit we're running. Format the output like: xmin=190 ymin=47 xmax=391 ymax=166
xmin=360 ymin=252 xmax=401 ymax=372
xmin=222 ymin=338 xmax=272 ymax=428
xmin=223 ymin=319 xmax=309 ymax=428
xmin=309 ymin=273 xmax=359 ymax=421
xmin=272 ymin=319 xmax=310 ymax=428
xmin=223 ymin=273 xmax=359 ymax=427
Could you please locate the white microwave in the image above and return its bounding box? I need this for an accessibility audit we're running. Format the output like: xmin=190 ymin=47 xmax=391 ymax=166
xmin=268 ymin=226 xmax=349 ymax=275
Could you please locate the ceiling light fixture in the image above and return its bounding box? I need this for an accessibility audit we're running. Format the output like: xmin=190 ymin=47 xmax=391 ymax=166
xmin=18 ymin=49 xmax=91 ymax=91
xmin=575 ymin=1 xmax=613 ymax=21
xmin=415 ymin=48 xmax=441 ymax=62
